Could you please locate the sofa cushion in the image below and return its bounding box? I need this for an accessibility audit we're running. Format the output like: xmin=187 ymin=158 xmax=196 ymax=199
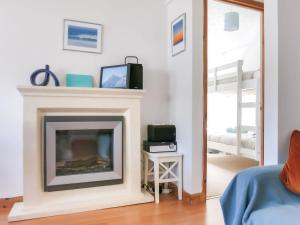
xmin=280 ymin=130 xmax=300 ymax=194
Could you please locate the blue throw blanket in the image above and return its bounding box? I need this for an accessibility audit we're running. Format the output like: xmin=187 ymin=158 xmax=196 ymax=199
xmin=220 ymin=165 xmax=300 ymax=225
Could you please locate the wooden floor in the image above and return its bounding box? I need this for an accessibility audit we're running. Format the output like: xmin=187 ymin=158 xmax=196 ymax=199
xmin=0 ymin=196 xmax=224 ymax=225
xmin=207 ymin=153 xmax=258 ymax=197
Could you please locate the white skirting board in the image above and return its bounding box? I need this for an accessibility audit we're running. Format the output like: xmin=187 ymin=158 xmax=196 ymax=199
xmin=8 ymin=190 xmax=154 ymax=222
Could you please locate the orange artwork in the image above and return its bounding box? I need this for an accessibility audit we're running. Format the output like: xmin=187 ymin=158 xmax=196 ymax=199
xmin=172 ymin=18 xmax=184 ymax=46
xmin=172 ymin=14 xmax=185 ymax=56
xmin=173 ymin=32 xmax=184 ymax=46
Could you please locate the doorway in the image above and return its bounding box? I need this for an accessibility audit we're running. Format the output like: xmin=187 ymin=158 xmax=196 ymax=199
xmin=203 ymin=0 xmax=264 ymax=199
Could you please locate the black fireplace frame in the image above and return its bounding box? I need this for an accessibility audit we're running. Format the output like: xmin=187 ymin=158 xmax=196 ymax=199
xmin=43 ymin=116 xmax=124 ymax=192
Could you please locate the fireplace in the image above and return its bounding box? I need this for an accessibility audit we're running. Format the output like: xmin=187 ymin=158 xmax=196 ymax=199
xmin=10 ymin=86 xmax=153 ymax=222
xmin=44 ymin=116 xmax=123 ymax=192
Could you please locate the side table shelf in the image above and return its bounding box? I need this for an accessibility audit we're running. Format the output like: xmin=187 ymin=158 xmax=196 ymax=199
xmin=143 ymin=151 xmax=183 ymax=203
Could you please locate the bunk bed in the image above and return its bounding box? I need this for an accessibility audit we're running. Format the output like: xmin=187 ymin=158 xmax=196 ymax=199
xmin=207 ymin=60 xmax=261 ymax=161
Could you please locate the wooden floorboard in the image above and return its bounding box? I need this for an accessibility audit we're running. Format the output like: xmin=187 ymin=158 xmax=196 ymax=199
xmin=0 ymin=196 xmax=224 ymax=225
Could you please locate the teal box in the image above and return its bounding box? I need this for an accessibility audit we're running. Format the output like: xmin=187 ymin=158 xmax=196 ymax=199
xmin=66 ymin=74 xmax=94 ymax=88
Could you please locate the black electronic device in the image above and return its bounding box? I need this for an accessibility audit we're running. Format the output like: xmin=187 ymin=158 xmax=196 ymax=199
xmin=147 ymin=124 xmax=176 ymax=142
xmin=143 ymin=141 xmax=177 ymax=153
xmin=125 ymin=56 xmax=143 ymax=89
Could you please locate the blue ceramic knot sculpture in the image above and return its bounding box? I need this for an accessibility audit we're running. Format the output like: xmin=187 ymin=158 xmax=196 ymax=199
xmin=30 ymin=65 xmax=60 ymax=86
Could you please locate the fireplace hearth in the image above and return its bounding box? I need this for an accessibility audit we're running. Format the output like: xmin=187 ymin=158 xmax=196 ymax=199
xmin=44 ymin=116 xmax=123 ymax=192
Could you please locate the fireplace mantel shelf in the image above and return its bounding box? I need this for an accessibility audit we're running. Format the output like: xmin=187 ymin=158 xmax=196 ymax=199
xmin=17 ymin=86 xmax=146 ymax=99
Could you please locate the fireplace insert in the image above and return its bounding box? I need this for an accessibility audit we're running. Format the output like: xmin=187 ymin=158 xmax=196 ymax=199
xmin=43 ymin=116 xmax=123 ymax=192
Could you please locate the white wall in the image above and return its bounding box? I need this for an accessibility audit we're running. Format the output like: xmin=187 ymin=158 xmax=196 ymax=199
xmin=264 ymin=0 xmax=300 ymax=164
xmin=191 ymin=0 xmax=203 ymax=194
xmin=264 ymin=0 xmax=279 ymax=165
xmin=1 ymin=0 xmax=286 ymax=198
xmin=0 ymin=0 xmax=169 ymax=198
xmin=277 ymin=0 xmax=300 ymax=163
xmin=167 ymin=0 xmax=203 ymax=194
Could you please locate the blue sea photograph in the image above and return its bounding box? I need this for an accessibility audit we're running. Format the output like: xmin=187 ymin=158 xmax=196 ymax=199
xmin=68 ymin=25 xmax=98 ymax=48
xmin=102 ymin=66 xmax=128 ymax=88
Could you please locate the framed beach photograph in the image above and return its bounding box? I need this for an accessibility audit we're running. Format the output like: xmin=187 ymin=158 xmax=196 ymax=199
xmin=171 ymin=13 xmax=186 ymax=56
xmin=63 ymin=20 xmax=103 ymax=54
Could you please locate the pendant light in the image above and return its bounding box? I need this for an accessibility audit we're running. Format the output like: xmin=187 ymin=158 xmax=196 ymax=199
xmin=224 ymin=12 xmax=239 ymax=32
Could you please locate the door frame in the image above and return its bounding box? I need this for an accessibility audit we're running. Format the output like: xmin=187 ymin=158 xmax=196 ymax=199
xmin=202 ymin=0 xmax=264 ymax=201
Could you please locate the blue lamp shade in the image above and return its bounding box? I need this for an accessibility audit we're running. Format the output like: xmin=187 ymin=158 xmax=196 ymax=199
xmin=224 ymin=12 xmax=239 ymax=32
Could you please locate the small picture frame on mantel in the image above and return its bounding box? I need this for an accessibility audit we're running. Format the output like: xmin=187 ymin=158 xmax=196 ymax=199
xmin=63 ymin=19 xmax=103 ymax=54
xmin=171 ymin=13 xmax=186 ymax=56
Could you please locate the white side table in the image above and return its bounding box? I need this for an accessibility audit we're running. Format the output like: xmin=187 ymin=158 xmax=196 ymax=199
xmin=143 ymin=151 xmax=183 ymax=203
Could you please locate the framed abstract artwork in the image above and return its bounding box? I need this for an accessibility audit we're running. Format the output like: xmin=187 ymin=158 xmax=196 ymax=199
xmin=63 ymin=20 xmax=103 ymax=54
xmin=171 ymin=13 xmax=186 ymax=56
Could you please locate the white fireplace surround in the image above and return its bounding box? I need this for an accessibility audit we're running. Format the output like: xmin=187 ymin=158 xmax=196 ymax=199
xmin=8 ymin=86 xmax=154 ymax=222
